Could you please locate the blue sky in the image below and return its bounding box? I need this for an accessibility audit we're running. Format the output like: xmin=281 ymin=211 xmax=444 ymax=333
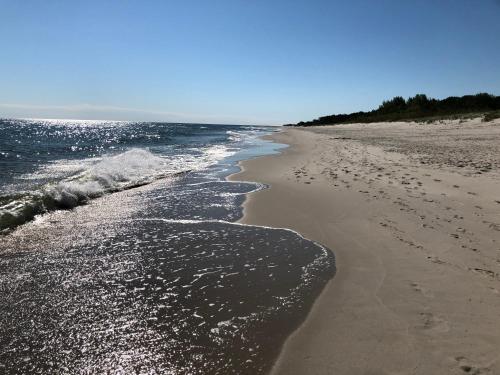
xmin=1 ymin=0 xmax=499 ymax=125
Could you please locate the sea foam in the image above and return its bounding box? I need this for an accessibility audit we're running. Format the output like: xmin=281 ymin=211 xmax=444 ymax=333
xmin=1 ymin=149 xmax=174 ymax=232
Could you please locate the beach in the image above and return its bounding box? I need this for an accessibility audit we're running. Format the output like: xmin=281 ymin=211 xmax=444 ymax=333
xmin=230 ymin=118 xmax=500 ymax=374
xmin=0 ymin=120 xmax=336 ymax=373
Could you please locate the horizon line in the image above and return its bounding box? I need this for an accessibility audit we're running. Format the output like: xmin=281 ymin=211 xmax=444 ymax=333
xmin=0 ymin=116 xmax=280 ymax=127
xmin=0 ymin=102 xmax=282 ymax=126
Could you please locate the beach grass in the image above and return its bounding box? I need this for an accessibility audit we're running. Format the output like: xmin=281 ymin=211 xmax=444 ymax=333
xmin=483 ymin=110 xmax=500 ymax=122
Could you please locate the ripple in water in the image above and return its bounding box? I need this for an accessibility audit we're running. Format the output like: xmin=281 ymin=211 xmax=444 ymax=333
xmin=0 ymin=219 xmax=333 ymax=374
xmin=0 ymin=120 xmax=335 ymax=374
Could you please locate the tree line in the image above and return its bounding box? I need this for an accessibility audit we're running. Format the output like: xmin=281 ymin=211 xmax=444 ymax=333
xmin=287 ymin=93 xmax=500 ymax=126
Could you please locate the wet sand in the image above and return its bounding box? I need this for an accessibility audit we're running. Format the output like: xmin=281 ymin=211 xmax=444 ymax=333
xmin=229 ymin=118 xmax=500 ymax=375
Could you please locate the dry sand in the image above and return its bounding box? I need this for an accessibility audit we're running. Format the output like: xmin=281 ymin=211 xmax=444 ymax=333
xmin=229 ymin=118 xmax=500 ymax=375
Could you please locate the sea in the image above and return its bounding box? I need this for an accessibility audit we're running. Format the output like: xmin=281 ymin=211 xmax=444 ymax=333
xmin=0 ymin=118 xmax=335 ymax=374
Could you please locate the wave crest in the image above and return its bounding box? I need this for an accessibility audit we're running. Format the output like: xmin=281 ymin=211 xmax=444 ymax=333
xmin=0 ymin=149 xmax=175 ymax=233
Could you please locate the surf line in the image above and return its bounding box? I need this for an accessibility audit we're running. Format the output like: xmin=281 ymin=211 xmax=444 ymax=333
xmin=125 ymin=217 xmax=335 ymax=262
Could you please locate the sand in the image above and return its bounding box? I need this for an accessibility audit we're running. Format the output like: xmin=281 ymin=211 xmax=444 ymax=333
xmin=229 ymin=118 xmax=500 ymax=375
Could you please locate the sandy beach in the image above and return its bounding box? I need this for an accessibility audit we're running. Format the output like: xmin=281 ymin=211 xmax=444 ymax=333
xmin=230 ymin=118 xmax=500 ymax=375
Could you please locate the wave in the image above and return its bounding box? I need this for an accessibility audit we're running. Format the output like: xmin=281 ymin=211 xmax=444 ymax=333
xmin=0 ymin=149 xmax=185 ymax=233
xmin=226 ymin=130 xmax=248 ymax=142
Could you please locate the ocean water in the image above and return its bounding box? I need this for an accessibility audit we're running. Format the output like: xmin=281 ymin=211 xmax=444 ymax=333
xmin=0 ymin=119 xmax=335 ymax=374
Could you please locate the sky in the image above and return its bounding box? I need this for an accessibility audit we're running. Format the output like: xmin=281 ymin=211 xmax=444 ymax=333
xmin=0 ymin=0 xmax=499 ymax=125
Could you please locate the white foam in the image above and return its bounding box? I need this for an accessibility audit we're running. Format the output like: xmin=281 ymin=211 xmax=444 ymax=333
xmin=226 ymin=130 xmax=246 ymax=142
xmin=87 ymin=148 xmax=169 ymax=184
xmin=41 ymin=149 xmax=170 ymax=203
xmin=1 ymin=142 xmax=244 ymax=232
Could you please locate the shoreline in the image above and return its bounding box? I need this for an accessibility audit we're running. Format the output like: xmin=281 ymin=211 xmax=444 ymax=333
xmin=0 ymin=125 xmax=335 ymax=374
xmin=229 ymin=119 xmax=500 ymax=374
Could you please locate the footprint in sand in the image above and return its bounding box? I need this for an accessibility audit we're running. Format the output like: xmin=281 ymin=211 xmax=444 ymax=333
xmin=454 ymin=356 xmax=485 ymax=374
xmin=487 ymin=222 xmax=500 ymax=232
xmin=410 ymin=282 xmax=434 ymax=298
xmin=428 ymin=256 xmax=446 ymax=265
xmin=469 ymin=267 xmax=497 ymax=279
xmin=420 ymin=312 xmax=449 ymax=333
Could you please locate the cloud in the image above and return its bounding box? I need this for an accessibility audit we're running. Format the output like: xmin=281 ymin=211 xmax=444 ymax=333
xmin=0 ymin=102 xmax=279 ymax=125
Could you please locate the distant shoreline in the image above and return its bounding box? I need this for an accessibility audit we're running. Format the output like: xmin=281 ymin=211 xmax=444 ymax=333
xmin=230 ymin=117 xmax=500 ymax=374
xmin=287 ymin=93 xmax=500 ymax=127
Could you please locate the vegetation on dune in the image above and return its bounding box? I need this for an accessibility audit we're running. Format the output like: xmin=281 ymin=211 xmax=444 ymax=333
xmin=483 ymin=110 xmax=500 ymax=122
xmin=287 ymin=93 xmax=500 ymax=126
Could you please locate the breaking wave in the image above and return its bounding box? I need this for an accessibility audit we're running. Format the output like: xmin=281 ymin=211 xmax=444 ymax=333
xmin=0 ymin=146 xmax=229 ymax=233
